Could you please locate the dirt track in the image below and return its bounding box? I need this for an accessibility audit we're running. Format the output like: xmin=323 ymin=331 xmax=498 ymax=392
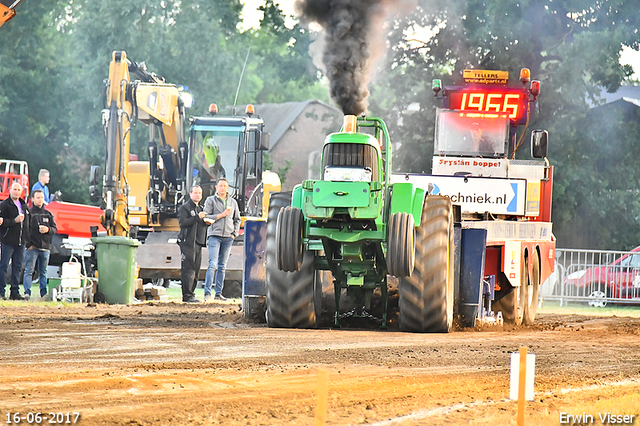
xmin=0 ymin=301 xmax=639 ymax=425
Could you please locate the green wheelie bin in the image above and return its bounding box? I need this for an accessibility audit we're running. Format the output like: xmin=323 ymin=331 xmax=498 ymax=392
xmin=91 ymin=236 xmax=140 ymax=304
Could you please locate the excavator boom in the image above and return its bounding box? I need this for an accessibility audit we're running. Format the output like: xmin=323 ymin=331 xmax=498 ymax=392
xmin=98 ymin=51 xmax=189 ymax=236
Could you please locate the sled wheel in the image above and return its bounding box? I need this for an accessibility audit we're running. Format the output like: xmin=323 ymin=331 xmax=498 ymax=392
xmin=387 ymin=212 xmax=415 ymax=278
xmin=523 ymin=252 xmax=540 ymax=325
xmin=221 ymin=280 xmax=242 ymax=299
xmin=494 ymin=261 xmax=528 ymax=326
xmin=152 ymin=278 xmax=168 ymax=288
xmin=399 ymin=195 xmax=454 ymax=333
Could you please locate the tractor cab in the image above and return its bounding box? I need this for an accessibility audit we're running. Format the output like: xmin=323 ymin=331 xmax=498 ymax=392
xmin=434 ymin=110 xmax=510 ymax=158
xmin=301 ymin=116 xmax=388 ymax=222
xmin=321 ymin=132 xmax=381 ymax=183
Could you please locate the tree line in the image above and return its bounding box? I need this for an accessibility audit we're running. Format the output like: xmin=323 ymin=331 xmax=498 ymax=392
xmin=1 ymin=0 xmax=639 ymax=249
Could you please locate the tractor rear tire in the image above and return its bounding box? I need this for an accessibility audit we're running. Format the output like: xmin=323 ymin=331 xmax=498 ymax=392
xmin=387 ymin=212 xmax=415 ymax=278
xmin=276 ymin=207 xmax=304 ymax=272
xmin=523 ymin=253 xmax=540 ymax=325
xmin=399 ymin=195 xmax=454 ymax=333
xmin=266 ymin=193 xmax=319 ymax=328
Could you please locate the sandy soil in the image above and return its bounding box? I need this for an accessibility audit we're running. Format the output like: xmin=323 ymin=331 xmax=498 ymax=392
xmin=0 ymin=301 xmax=639 ymax=425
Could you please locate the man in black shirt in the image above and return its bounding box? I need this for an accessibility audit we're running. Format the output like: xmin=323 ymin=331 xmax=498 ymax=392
xmin=0 ymin=182 xmax=30 ymax=300
xmin=177 ymin=185 xmax=208 ymax=303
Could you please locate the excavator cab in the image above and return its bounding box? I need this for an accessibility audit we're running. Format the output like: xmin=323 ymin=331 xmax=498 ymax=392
xmin=191 ymin=127 xmax=237 ymax=199
xmin=188 ymin=113 xmax=268 ymax=214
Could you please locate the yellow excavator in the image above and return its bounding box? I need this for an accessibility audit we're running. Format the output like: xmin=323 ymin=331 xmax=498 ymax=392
xmin=0 ymin=0 xmax=24 ymax=28
xmin=90 ymin=50 xmax=192 ymax=237
xmin=92 ymin=51 xmax=280 ymax=289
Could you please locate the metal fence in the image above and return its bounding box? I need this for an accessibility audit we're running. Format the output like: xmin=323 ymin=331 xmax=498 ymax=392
xmin=540 ymin=248 xmax=640 ymax=307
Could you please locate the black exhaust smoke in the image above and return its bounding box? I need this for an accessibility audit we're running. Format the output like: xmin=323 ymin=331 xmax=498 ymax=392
xmin=295 ymin=0 xmax=391 ymax=116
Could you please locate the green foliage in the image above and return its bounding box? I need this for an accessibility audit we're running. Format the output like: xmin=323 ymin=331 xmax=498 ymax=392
xmin=248 ymin=0 xmax=329 ymax=103
xmin=2 ymin=0 xmax=640 ymax=251
xmin=0 ymin=0 xmax=325 ymax=204
xmin=552 ymin=102 xmax=640 ymax=249
xmin=0 ymin=0 xmax=71 ymax=196
xmin=369 ymin=0 xmax=640 ymax=249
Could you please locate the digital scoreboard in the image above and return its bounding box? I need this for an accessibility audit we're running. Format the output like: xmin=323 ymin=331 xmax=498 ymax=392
xmin=447 ymin=89 xmax=529 ymax=124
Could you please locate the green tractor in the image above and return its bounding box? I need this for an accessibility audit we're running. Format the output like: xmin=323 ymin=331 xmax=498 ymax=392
xmin=263 ymin=115 xmax=455 ymax=332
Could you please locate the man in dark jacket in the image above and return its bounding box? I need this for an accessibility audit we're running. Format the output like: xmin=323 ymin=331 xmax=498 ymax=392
xmin=0 ymin=182 xmax=31 ymax=300
xmin=22 ymin=189 xmax=57 ymax=299
xmin=177 ymin=185 xmax=208 ymax=303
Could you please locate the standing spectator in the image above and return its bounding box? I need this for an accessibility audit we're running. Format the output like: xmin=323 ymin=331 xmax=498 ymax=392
xmin=177 ymin=185 xmax=208 ymax=303
xmin=31 ymin=169 xmax=54 ymax=204
xmin=203 ymin=178 xmax=241 ymax=301
xmin=22 ymin=189 xmax=57 ymax=299
xmin=0 ymin=182 xmax=30 ymax=300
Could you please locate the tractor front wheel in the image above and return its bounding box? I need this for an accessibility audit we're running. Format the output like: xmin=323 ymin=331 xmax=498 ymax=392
xmin=276 ymin=206 xmax=304 ymax=272
xmin=399 ymin=195 xmax=454 ymax=333
xmin=266 ymin=193 xmax=319 ymax=328
xmin=387 ymin=212 xmax=415 ymax=278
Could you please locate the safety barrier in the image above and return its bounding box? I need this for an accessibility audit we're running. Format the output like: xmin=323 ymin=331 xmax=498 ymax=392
xmin=540 ymin=248 xmax=640 ymax=307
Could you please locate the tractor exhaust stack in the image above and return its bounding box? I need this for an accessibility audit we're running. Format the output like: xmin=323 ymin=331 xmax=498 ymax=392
xmin=343 ymin=115 xmax=357 ymax=133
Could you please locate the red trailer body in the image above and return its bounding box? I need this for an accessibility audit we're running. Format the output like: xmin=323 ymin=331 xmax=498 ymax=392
xmin=47 ymin=201 xmax=105 ymax=238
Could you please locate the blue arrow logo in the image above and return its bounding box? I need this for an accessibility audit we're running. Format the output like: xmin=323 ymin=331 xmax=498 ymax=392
xmin=507 ymin=183 xmax=518 ymax=212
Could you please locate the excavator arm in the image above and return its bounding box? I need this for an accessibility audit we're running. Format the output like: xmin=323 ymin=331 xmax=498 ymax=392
xmin=98 ymin=50 xmax=190 ymax=236
xmin=101 ymin=51 xmax=132 ymax=236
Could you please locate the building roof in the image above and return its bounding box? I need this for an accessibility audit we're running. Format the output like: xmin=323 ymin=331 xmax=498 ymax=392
xmin=587 ymin=85 xmax=640 ymax=115
xmin=251 ymin=100 xmax=340 ymax=150
xmin=621 ymin=97 xmax=640 ymax=108
xmin=597 ymin=85 xmax=640 ymax=105
xmin=588 ymin=86 xmax=640 ymax=116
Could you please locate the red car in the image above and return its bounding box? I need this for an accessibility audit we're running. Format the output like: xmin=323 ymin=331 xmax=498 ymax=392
xmin=563 ymin=246 xmax=640 ymax=306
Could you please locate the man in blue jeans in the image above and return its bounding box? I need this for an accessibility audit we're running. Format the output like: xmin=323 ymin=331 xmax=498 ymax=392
xmin=203 ymin=178 xmax=241 ymax=301
xmin=23 ymin=189 xmax=57 ymax=299
xmin=0 ymin=182 xmax=30 ymax=300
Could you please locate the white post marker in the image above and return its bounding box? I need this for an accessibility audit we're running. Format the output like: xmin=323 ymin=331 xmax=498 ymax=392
xmin=510 ymin=347 xmax=536 ymax=426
